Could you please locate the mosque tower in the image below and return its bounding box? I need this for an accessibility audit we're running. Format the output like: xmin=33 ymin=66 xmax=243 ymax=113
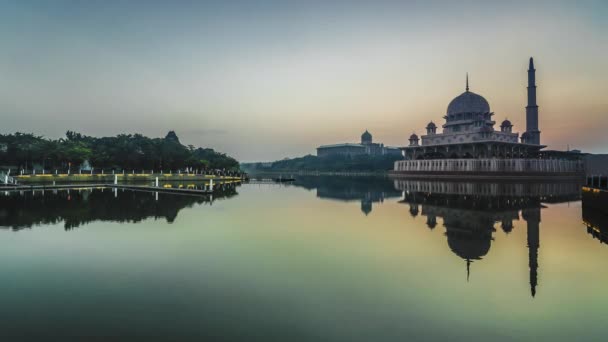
xmin=525 ymin=57 xmax=541 ymax=145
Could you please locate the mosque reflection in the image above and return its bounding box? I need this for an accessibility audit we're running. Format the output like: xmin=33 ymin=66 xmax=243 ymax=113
xmin=291 ymin=176 xmax=402 ymax=215
xmin=396 ymin=179 xmax=583 ymax=297
xmin=0 ymin=183 xmax=239 ymax=231
xmin=2 ymin=176 xmax=606 ymax=300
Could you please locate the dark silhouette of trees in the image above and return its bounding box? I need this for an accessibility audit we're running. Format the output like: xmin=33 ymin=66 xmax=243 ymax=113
xmin=0 ymin=186 xmax=239 ymax=231
xmin=0 ymin=131 xmax=239 ymax=171
xmin=242 ymin=154 xmax=401 ymax=173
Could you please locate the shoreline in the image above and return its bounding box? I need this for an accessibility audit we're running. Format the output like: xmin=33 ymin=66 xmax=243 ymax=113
xmin=13 ymin=174 xmax=242 ymax=184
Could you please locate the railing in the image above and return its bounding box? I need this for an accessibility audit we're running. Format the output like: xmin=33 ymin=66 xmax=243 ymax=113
xmin=11 ymin=168 xmax=244 ymax=178
xmin=394 ymin=158 xmax=584 ymax=174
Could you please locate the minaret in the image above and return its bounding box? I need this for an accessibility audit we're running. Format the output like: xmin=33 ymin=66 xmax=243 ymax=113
xmin=525 ymin=57 xmax=541 ymax=145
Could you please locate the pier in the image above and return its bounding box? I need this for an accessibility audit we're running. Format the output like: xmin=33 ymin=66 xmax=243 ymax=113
xmin=1 ymin=184 xmax=214 ymax=195
xmin=1 ymin=178 xmax=242 ymax=196
xmin=8 ymin=170 xmax=243 ymax=184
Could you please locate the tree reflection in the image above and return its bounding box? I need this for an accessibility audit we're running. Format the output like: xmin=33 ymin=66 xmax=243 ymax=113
xmin=0 ymin=185 xmax=238 ymax=231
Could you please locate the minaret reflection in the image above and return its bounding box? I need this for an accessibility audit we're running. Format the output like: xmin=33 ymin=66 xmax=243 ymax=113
xmin=396 ymin=179 xmax=581 ymax=297
xmin=523 ymin=207 xmax=541 ymax=297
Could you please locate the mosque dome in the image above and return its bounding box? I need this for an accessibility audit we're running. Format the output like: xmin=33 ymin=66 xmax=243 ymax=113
xmin=447 ymin=90 xmax=491 ymax=115
xmin=501 ymin=119 xmax=512 ymax=127
xmin=409 ymin=133 xmax=419 ymax=140
xmin=361 ymin=130 xmax=372 ymax=141
xmin=446 ymin=232 xmax=491 ymax=261
xmin=426 ymin=121 xmax=437 ymax=129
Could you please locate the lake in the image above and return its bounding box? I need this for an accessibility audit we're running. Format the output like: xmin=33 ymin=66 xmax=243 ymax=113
xmin=1 ymin=177 xmax=606 ymax=341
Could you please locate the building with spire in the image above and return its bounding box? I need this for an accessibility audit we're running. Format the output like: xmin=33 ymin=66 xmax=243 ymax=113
xmin=317 ymin=130 xmax=401 ymax=158
xmin=523 ymin=57 xmax=541 ymax=145
xmin=392 ymin=58 xmax=583 ymax=177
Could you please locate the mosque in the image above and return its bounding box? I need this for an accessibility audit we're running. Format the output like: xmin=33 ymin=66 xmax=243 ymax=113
xmin=392 ymin=58 xmax=583 ymax=177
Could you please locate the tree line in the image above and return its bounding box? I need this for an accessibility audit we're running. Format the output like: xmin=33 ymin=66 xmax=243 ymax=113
xmin=0 ymin=131 xmax=239 ymax=171
xmin=241 ymin=154 xmax=401 ymax=173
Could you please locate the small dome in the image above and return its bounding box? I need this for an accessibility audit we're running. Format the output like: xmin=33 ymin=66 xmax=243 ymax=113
xmin=501 ymin=119 xmax=512 ymax=127
xmin=426 ymin=121 xmax=436 ymax=129
xmin=361 ymin=130 xmax=372 ymax=140
xmin=447 ymin=91 xmax=490 ymax=115
xmin=409 ymin=133 xmax=419 ymax=140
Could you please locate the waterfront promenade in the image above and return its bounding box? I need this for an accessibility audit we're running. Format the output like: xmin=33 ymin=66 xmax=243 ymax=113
xmin=1 ymin=178 xmax=243 ymax=196
xmin=6 ymin=170 xmax=243 ymax=184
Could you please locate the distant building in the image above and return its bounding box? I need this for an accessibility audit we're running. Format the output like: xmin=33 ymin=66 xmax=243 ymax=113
xmin=584 ymin=154 xmax=608 ymax=176
xmin=317 ymin=130 xmax=401 ymax=158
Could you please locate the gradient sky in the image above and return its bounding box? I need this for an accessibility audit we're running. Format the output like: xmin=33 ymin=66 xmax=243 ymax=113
xmin=1 ymin=0 xmax=607 ymax=161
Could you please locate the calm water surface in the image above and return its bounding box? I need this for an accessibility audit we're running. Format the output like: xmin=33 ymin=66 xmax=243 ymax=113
xmin=0 ymin=177 xmax=607 ymax=341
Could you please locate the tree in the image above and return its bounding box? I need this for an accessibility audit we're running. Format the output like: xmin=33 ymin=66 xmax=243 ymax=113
xmin=0 ymin=131 xmax=240 ymax=172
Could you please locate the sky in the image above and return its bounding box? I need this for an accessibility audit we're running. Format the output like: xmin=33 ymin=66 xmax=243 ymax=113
xmin=1 ymin=0 xmax=607 ymax=161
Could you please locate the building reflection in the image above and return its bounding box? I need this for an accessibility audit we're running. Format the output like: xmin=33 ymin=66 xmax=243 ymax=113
xmin=582 ymin=206 xmax=608 ymax=245
xmin=582 ymin=187 xmax=608 ymax=245
xmin=291 ymin=176 xmax=402 ymax=216
xmin=0 ymin=183 xmax=239 ymax=231
xmin=396 ymin=179 xmax=582 ymax=297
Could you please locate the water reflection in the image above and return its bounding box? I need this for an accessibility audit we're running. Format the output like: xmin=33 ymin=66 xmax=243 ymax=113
xmin=396 ymin=179 xmax=583 ymax=297
xmin=284 ymin=176 xmax=603 ymax=297
xmin=2 ymin=177 xmax=606 ymax=301
xmin=2 ymin=176 xmax=608 ymax=340
xmin=0 ymin=183 xmax=239 ymax=231
xmin=291 ymin=176 xmax=402 ymax=215
xmin=582 ymin=205 xmax=608 ymax=245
